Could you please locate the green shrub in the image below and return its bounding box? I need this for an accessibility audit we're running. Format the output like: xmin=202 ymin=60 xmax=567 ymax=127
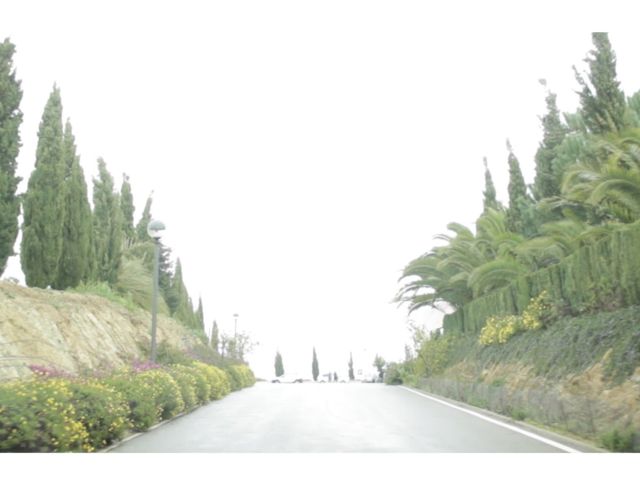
xmin=235 ymin=364 xmax=256 ymax=387
xmin=181 ymin=365 xmax=211 ymax=404
xmin=224 ymin=365 xmax=242 ymax=391
xmin=384 ymin=363 xmax=404 ymax=385
xmin=103 ymin=373 xmax=160 ymax=431
xmin=193 ymin=362 xmax=229 ymax=400
xmin=68 ymin=380 xmax=131 ymax=450
xmin=0 ymin=378 xmax=91 ymax=452
xmin=167 ymin=365 xmax=198 ymax=410
xmin=415 ymin=331 xmax=455 ymax=376
xmin=137 ymin=369 xmax=185 ymax=420
xmin=601 ymin=428 xmax=638 ymax=452
xmin=71 ymin=282 xmax=138 ymax=312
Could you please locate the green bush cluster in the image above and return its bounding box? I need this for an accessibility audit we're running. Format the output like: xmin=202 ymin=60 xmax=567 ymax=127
xmin=444 ymin=221 xmax=640 ymax=334
xmin=414 ymin=331 xmax=456 ymax=377
xmin=192 ymin=362 xmax=230 ymax=400
xmin=383 ymin=362 xmax=407 ymax=385
xmin=0 ymin=361 xmax=256 ymax=452
xmin=225 ymin=364 xmax=256 ymax=391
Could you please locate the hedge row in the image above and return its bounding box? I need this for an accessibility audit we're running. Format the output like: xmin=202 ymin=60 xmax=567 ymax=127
xmin=444 ymin=221 xmax=640 ymax=334
xmin=0 ymin=361 xmax=256 ymax=452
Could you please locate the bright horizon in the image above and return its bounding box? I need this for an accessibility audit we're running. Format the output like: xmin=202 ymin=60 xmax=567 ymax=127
xmin=3 ymin=3 xmax=640 ymax=379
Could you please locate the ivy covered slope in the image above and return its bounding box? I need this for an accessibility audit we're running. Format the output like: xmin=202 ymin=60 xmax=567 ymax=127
xmin=394 ymin=33 xmax=640 ymax=452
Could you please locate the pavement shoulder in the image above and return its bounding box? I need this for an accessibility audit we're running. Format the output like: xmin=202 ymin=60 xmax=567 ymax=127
xmin=399 ymin=384 xmax=606 ymax=453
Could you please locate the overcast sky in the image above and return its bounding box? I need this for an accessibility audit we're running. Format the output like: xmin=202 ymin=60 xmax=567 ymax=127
xmin=3 ymin=2 xmax=640 ymax=379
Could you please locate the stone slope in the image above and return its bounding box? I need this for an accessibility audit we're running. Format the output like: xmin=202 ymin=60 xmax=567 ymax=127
xmin=0 ymin=281 xmax=201 ymax=380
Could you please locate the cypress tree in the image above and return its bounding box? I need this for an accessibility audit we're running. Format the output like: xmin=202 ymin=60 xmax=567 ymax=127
xmin=574 ymin=32 xmax=627 ymax=134
xmin=92 ymin=158 xmax=123 ymax=285
xmin=210 ymin=320 xmax=219 ymax=352
xmin=169 ymin=258 xmax=195 ymax=326
xmin=135 ymin=194 xmax=153 ymax=242
xmin=348 ymin=352 xmax=354 ymax=381
xmin=0 ymin=39 xmax=23 ymax=276
xmin=505 ymin=141 xmax=533 ymax=235
xmin=274 ymin=351 xmax=284 ymax=377
xmin=55 ymin=120 xmax=92 ymax=289
xmin=533 ymin=81 xmax=568 ymax=200
xmin=482 ymin=157 xmax=500 ymax=213
xmin=195 ymin=297 xmax=205 ymax=331
xmin=21 ymin=85 xmax=65 ymax=287
xmin=312 ymin=347 xmax=319 ymax=381
xmin=120 ymin=174 xmax=135 ymax=246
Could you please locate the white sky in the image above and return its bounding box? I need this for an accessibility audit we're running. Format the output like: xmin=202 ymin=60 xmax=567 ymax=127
xmin=2 ymin=2 xmax=640 ymax=379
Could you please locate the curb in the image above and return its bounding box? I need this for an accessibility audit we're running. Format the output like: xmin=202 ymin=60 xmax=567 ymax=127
xmin=100 ymin=404 xmax=204 ymax=453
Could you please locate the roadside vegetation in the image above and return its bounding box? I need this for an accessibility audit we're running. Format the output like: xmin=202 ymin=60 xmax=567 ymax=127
xmin=0 ymin=346 xmax=255 ymax=452
xmin=394 ymin=33 xmax=640 ymax=452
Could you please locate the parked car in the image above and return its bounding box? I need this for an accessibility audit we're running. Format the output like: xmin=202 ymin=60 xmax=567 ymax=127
xmin=271 ymin=374 xmax=305 ymax=383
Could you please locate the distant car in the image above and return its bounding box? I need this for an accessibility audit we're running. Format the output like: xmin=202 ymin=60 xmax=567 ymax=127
xmin=271 ymin=375 xmax=305 ymax=383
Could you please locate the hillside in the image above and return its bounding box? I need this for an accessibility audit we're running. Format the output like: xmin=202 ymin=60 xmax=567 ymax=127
xmin=405 ymin=306 xmax=640 ymax=450
xmin=0 ymin=281 xmax=204 ymax=380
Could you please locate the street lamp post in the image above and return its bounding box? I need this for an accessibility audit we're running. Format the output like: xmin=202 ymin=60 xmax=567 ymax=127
xmin=147 ymin=219 xmax=166 ymax=363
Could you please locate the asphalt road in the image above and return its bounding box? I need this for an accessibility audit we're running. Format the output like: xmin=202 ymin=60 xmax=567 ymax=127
xmin=109 ymin=382 xmax=592 ymax=453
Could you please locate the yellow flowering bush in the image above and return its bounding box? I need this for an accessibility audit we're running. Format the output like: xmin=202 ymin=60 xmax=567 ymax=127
xmin=180 ymin=365 xmax=211 ymax=404
xmin=0 ymin=359 xmax=257 ymax=452
xmin=167 ymin=365 xmax=198 ymax=410
xmin=0 ymin=378 xmax=91 ymax=452
xmin=192 ymin=362 xmax=229 ymax=400
xmin=137 ymin=369 xmax=184 ymax=420
xmin=226 ymin=364 xmax=256 ymax=389
xmin=522 ymin=291 xmax=547 ymax=330
xmin=67 ymin=380 xmax=131 ymax=450
xmin=479 ymin=292 xmax=549 ymax=346
xmin=103 ymin=372 xmax=161 ymax=431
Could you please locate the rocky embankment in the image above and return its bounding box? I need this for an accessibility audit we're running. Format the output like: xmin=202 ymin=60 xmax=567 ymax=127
xmin=0 ymin=281 xmax=201 ymax=380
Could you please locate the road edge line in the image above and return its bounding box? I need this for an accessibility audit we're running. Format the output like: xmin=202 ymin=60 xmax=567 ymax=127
xmin=399 ymin=385 xmax=581 ymax=453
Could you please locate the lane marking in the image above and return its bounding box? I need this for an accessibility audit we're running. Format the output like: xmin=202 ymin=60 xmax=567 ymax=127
xmin=399 ymin=386 xmax=581 ymax=453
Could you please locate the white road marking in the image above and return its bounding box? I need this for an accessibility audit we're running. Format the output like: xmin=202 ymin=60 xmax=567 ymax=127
xmin=399 ymin=386 xmax=581 ymax=453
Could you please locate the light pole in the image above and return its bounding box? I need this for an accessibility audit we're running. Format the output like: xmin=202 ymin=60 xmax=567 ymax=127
xmin=147 ymin=219 xmax=166 ymax=363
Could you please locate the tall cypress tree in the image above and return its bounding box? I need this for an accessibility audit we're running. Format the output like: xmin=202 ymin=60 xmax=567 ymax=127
xmin=195 ymin=296 xmax=204 ymax=331
xmin=0 ymin=39 xmax=23 ymax=276
xmin=274 ymin=351 xmax=284 ymax=377
xmin=210 ymin=320 xmax=220 ymax=352
xmin=312 ymin=347 xmax=319 ymax=381
xmin=169 ymin=258 xmax=195 ymax=327
xmin=120 ymin=174 xmax=135 ymax=246
xmin=574 ymin=32 xmax=627 ymax=135
xmin=92 ymin=158 xmax=123 ymax=285
xmin=505 ymin=141 xmax=533 ymax=235
xmin=135 ymin=194 xmax=153 ymax=242
xmin=55 ymin=120 xmax=92 ymax=289
xmin=533 ymin=82 xmax=568 ymax=200
xmin=21 ymin=85 xmax=65 ymax=287
xmin=482 ymin=157 xmax=500 ymax=213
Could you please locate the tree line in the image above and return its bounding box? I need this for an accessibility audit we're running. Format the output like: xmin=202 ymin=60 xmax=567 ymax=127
xmin=0 ymin=38 xmax=203 ymax=333
xmin=396 ymin=33 xmax=640 ymax=318
xmin=273 ymin=349 xmax=381 ymax=382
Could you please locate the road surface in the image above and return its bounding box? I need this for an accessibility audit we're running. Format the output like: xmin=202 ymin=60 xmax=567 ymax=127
xmin=109 ymin=382 xmax=591 ymax=452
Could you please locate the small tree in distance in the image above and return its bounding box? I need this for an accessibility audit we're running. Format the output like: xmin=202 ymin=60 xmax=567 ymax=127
xmin=373 ymin=354 xmax=386 ymax=382
xmin=348 ymin=352 xmax=354 ymax=381
xmin=312 ymin=347 xmax=319 ymax=381
xmin=274 ymin=351 xmax=284 ymax=377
